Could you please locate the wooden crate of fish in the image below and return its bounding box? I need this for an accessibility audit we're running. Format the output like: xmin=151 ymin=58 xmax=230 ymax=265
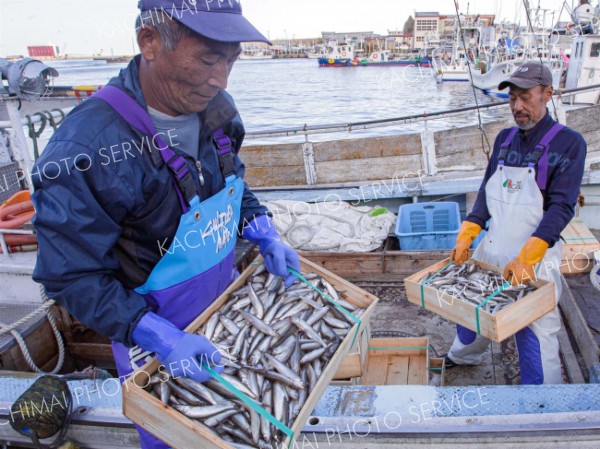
xmin=122 ymin=255 xmax=379 ymax=449
xmin=560 ymin=218 xmax=600 ymax=274
xmin=360 ymin=337 xmax=430 ymax=386
xmin=404 ymin=258 xmax=556 ymax=342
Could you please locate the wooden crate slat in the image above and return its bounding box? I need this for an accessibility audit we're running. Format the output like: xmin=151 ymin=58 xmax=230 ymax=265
xmin=367 ymin=337 xmax=428 ymax=357
xmin=430 ymin=358 xmax=446 ymax=386
xmin=361 ymin=354 xmax=389 ymax=385
xmin=300 ymin=250 xmax=448 ymax=282
xmin=385 ymin=356 xmax=409 ymax=385
xmin=124 ymin=379 xmax=230 ymax=449
xmin=407 ymin=355 xmax=428 ymax=385
xmin=494 ymin=281 xmax=556 ymax=342
xmin=333 ymin=352 xmax=363 ymax=379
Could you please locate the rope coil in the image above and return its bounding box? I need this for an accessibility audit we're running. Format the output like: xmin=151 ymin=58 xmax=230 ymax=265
xmin=0 ymin=285 xmax=65 ymax=375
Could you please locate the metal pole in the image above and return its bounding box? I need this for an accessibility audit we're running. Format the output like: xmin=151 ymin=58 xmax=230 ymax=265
xmin=0 ymin=232 xmax=9 ymax=257
xmin=4 ymin=99 xmax=34 ymax=193
xmin=0 ymin=107 xmax=73 ymax=130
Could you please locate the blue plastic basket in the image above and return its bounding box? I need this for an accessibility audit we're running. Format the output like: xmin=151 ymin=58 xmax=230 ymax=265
xmin=395 ymin=202 xmax=460 ymax=250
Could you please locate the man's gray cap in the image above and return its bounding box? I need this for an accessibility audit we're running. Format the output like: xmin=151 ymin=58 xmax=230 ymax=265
xmin=498 ymin=61 xmax=553 ymax=90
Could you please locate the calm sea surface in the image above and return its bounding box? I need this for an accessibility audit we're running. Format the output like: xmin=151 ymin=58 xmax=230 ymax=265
xmin=49 ymin=58 xmax=509 ymax=143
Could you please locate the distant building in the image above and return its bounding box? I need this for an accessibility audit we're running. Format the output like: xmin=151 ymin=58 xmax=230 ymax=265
xmin=412 ymin=12 xmax=496 ymax=49
xmin=386 ymin=31 xmax=414 ymax=51
xmin=27 ymin=45 xmax=58 ymax=58
xmin=413 ymin=12 xmax=440 ymax=49
xmin=439 ymin=14 xmax=496 ymax=48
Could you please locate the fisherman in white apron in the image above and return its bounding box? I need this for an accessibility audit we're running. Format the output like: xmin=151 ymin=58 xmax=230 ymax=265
xmin=444 ymin=62 xmax=587 ymax=384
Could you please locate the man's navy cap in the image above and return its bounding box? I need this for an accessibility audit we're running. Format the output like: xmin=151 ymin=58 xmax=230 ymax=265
xmin=138 ymin=0 xmax=271 ymax=44
xmin=498 ymin=61 xmax=553 ymax=90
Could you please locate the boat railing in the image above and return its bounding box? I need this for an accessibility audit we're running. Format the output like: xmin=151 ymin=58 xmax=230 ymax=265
xmin=243 ymin=83 xmax=600 ymax=140
xmin=0 ymin=228 xmax=35 ymax=258
xmin=0 ymin=107 xmax=74 ymax=130
xmin=1 ymin=84 xmax=599 ymax=144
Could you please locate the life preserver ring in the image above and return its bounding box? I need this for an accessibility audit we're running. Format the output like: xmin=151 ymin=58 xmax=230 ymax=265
xmin=328 ymin=58 xmax=335 ymax=64
xmin=0 ymin=201 xmax=35 ymax=228
xmin=373 ymin=53 xmax=379 ymax=59
xmin=342 ymin=51 xmax=347 ymax=57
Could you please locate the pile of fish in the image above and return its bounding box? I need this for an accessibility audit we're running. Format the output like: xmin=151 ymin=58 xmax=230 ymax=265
xmin=420 ymin=261 xmax=537 ymax=314
xmin=146 ymin=263 xmax=365 ymax=449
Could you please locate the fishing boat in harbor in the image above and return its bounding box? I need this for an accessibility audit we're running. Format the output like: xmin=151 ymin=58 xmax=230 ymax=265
xmin=430 ymin=16 xmax=481 ymax=83
xmin=471 ymin=55 xmax=566 ymax=97
xmin=431 ymin=47 xmax=471 ymax=82
xmin=305 ymin=44 xmax=328 ymax=59
xmin=1 ymin=16 xmax=600 ymax=449
xmin=239 ymin=46 xmax=274 ymax=60
xmin=318 ymin=41 xmax=431 ymax=67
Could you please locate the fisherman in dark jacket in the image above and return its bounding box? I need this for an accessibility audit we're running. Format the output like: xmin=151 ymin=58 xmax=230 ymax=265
xmin=445 ymin=62 xmax=587 ymax=384
xmin=31 ymin=2 xmax=300 ymax=447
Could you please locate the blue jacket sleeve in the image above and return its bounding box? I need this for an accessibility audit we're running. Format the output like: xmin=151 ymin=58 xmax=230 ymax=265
xmin=31 ymin=139 xmax=150 ymax=346
xmin=228 ymin=114 xmax=270 ymax=229
xmin=532 ymin=130 xmax=586 ymax=247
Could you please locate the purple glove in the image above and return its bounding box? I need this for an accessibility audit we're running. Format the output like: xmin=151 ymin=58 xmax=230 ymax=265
xmin=132 ymin=312 xmax=223 ymax=382
xmin=242 ymin=215 xmax=301 ymax=287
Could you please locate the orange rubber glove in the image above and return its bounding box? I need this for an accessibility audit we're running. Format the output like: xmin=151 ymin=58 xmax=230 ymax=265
xmin=450 ymin=221 xmax=482 ymax=265
xmin=503 ymin=236 xmax=549 ymax=286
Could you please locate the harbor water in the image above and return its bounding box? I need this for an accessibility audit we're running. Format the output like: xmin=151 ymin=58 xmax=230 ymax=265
xmin=50 ymin=58 xmax=508 ymax=143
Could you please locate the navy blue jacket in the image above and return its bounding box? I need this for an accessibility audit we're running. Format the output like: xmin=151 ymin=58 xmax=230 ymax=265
xmin=468 ymin=111 xmax=586 ymax=247
xmin=31 ymin=56 xmax=268 ymax=346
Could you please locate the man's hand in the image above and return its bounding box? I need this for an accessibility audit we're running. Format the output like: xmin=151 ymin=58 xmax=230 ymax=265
xmin=261 ymin=239 xmax=301 ymax=287
xmin=132 ymin=312 xmax=223 ymax=383
xmin=450 ymin=221 xmax=482 ymax=265
xmin=503 ymin=236 xmax=549 ymax=286
xmin=242 ymin=215 xmax=300 ymax=287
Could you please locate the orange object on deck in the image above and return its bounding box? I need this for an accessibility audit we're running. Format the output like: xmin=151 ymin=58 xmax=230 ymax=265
xmin=0 ymin=190 xmax=37 ymax=253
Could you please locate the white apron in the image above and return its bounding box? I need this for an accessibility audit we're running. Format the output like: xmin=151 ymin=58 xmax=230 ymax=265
xmin=448 ymin=161 xmax=563 ymax=384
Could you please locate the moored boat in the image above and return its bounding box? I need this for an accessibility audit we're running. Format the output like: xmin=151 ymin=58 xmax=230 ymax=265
xmin=318 ymin=41 xmax=431 ymax=67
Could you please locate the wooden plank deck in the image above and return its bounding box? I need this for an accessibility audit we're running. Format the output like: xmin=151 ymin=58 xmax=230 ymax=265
xmin=563 ymin=228 xmax=600 ymax=380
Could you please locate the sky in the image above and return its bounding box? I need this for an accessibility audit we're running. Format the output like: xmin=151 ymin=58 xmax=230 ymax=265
xmin=0 ymin=0 xmax=575 ymax=57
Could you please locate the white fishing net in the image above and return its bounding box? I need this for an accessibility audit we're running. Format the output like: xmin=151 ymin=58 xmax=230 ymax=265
xmin=263 ymin=200 xmax=397 ymax=252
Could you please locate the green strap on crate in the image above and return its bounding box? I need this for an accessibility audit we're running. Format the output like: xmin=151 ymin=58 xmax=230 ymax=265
xmin=288 ymin=267 xmax=362 ymax=348
xmin=203 ymin=365 xmax=294 ymax=445
xmin=419 ymin=261 xmax=454 ymax=309
xmin=475 ymin=281 xmax=511 ymax=334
